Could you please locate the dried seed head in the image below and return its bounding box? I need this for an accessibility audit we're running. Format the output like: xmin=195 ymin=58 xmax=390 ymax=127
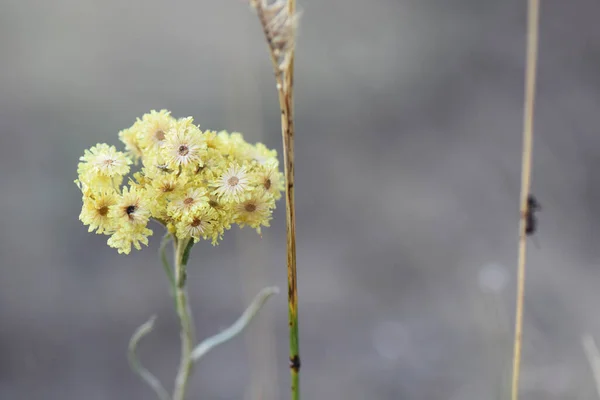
xmin=249 ymin=0 xmax=300 ymax=71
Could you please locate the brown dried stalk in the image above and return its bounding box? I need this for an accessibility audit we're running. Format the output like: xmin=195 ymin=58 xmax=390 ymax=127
xmin=248 ymin=1 xmax=301 ymax=399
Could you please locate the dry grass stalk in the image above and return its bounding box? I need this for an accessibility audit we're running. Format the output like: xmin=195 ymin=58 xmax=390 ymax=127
xmin=582 ymin=334 xmax=600 ymax=398
xmin=511 ymin=1 xmax=540 ymax=400
xmin=248 ymin=1 xmax=301 ymax=399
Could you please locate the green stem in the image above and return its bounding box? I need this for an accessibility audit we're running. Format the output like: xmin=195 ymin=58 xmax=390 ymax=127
xmin=172 ymin=238 xmax=195 ymax=400
xmin=283 ymin=0 xmax=299 ymax=396
xmin=159 ymin=233 xmax=176 ymax=296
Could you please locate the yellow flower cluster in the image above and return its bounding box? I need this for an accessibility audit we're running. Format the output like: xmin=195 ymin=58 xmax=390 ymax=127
xmin=76 ymin=110 xmax=284 ymax=254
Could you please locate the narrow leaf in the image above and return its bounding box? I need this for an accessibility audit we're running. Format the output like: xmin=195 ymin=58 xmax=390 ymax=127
xmin=128 ymin=316 xmax=170 ymax=400
xmin=191 ymin=286 xmax=279 ymax=363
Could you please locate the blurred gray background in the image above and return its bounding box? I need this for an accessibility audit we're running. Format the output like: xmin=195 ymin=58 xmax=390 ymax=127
xmin=2 ymin=0 xmax=600 ymax=399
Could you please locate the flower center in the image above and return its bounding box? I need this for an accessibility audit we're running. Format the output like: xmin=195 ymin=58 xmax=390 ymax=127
xmin=191 ymin=218 xmax=202 ymax=227
xmin=126 ymin=205 xmax=136 ymax=215
xmin=178 ymin=145 xmax=189 ymax=156
xmin=155 ymin=130 xmax=165 ymax=141
xmin=227 ymin=176 xmax=239 ymax=187
xmin=264 ymin=179 xmax=271 ymax=190
xmin=183 ymin=197 xmax=194 ymax=205
xmin=98 ymin=206 xmax=109 ymax=216
xmin=103 ymin=159 xmax=115 ymax=165
xmin=245 ymin=203 xmax=257 ymax=212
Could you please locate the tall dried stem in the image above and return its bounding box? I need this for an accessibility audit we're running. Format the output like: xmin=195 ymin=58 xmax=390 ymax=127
xmin=249 ymin=1 xmax=301 ymax=398
xmin=582 ymin=334 xmax=600 ymax=398
xmin=511 ymin=1 xmax=540 ymax=400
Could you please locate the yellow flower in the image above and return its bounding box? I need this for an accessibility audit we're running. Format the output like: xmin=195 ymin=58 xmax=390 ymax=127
xmin=225 ymin=132 xmax=253 ymax=160
xmin=162 ymin=117 xmax=207 ymax=170
xmin=76 ymin=110 xmax=284 ymax=253
xmin=195 ymin=148 xmax=227 ymax=180
xmin=140 ymin=150 xmax=174 ymax=180
xmin=107 ymin=224 xmax=153 ymax=254
xmin=175 ymin=206 xmax=219 ymax=243
xmin=251 ymin=160 xmax=284 ymax=200
xmin=211 ymin=163 xmax=251 ymax=202
xmin=79 ymin=143 xmax=132 ymax=177
xmin=203 ymin=130 xmax=228 ymax=151
xmin=167 ymin=186 xmax=208 ymax=219
xmin=215 ymin=131 xmax=233 ymax=156
xmin=148 ymin=173 xmax=186 ymax=201
xmin=206 ymin=194 xmax=234 ymax=235
xmin=79 ymin=190 xmax=119 ymax=234
xmin=207 ymin=194 xmax=230 ymax=214
xmin=76 ymin=168 xmax=123 ymax=193
xmin=234 ymin=191 xmax=275 ymax=234
xmin=118 ymin=126 xmax=144 ymax=161
xmin=129 ymin=171 xmax=152 ymax=191
xmin=110 ymin=186 xmax=151 ymax=227
xmin=249 ymin=142 xmax=278 ymax=165
xmin=137 ymin=110 xmax=176 ymax=151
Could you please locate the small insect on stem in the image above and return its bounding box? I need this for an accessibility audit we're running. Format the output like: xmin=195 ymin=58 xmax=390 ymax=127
xmin=524 ymin=194 xmax=541 ymax=236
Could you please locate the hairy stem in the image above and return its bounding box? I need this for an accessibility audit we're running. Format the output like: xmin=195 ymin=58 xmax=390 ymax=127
xmin=511 ymin=1 xmax=539 ymax=400
xmin=160 ymin=233 xmax=176 ymax=300
xmin=172 ymin=238 xmax=196 ymax=400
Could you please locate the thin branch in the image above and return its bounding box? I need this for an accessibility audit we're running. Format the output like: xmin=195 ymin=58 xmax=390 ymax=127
xmin=510 ymin=1 xmax=540 ymax=400
xmin=582 ymin=334 xmax=600 ymax=398
xmin=128 ymin=316 xmax=170 ymax=400
xmin=190 ymin=286 xmax=279 ymax=363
